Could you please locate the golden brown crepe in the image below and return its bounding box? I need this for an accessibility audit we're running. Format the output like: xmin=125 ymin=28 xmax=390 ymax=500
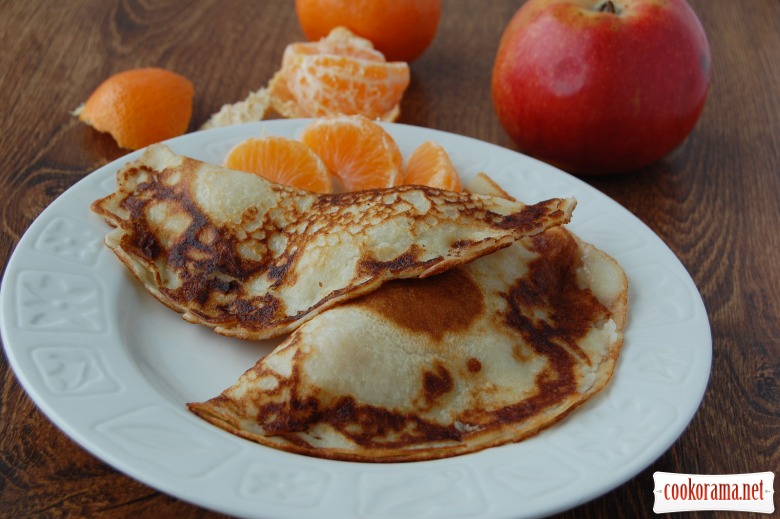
xmin=188 ymin=175 xmax=628 ymax=462
xmin=91 ymin=145 xmax=575 ymax=340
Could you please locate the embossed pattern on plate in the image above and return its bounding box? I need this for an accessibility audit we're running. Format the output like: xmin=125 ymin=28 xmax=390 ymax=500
xmin=0 ymin=120 xmax=712 ymax=519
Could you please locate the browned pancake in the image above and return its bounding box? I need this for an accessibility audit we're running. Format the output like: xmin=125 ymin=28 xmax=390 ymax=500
xmin=188 ymin=177 xmax=628 ymax=462
xmin=91 ymin=144 xmax=575 ymax=340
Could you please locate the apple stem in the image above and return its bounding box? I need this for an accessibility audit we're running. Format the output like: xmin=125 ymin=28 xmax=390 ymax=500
xmin=599 ymin=1 xmax=617 ymax=13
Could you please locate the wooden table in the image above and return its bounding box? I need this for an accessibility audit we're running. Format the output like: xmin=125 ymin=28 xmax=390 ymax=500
xmin=1 ymin=1 xmax=777 ymax=517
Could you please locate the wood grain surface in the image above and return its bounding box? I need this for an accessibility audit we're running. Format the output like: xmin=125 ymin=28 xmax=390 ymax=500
xmin=1 ymin=1 xmax=778 ymax=518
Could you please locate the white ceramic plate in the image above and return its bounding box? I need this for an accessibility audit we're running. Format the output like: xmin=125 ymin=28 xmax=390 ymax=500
xmin=1 ymin=120 xmax=711 ymax=519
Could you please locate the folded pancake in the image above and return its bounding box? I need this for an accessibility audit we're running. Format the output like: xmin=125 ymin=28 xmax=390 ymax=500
xmin=91 ymin=144 xmax=574 ymax=340
xmin=188 ymin=175 xmax=628 ymax=462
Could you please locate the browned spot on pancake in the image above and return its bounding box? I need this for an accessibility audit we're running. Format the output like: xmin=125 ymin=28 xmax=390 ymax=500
xmin=511 ymin=344 xmax=531 ymax=363
xmin=522 ymin=229 xmax=610 ymax=365
xmin=224 ymin=293 xmax=283 ymax=323
xmin=494 ymin=199 xmax=565 ymax=233
xmin=456 ymin=228 xmax=612 ymax=430
xmin=321 ymin=396 xmax=463 ymax=447
xmin=504 ymin=228 xmax=609 ymax=378
xmin=423 ymin=362 xmax=454 ymax=404
xmin=237 ymin=338 xmax=321 ymax=436
xmin=257 ymin=395 xmax=320 ymax=435
xmin=358 ymin=244 xmax=432 ymax=275
xmin=467 ymin=358 xmax=482 ymax=373
xmin=451 ymin=239 xmax=476 ymax=249
xmin=267 ymin=255 xmax=297 ymax=288
xmin=353 ymin=268 xmax=485 ymax=341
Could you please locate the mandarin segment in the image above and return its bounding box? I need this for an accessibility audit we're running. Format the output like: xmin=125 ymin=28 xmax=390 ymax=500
xmin=405 ymin=141 xmax=462 ymax=192
xmin=75 ymin=67 xmax=194 ymax=150
xmin=299 ymin=115 xmax=404 ymax=191
xmin=224 ymin=136 xmax=333 ymax=194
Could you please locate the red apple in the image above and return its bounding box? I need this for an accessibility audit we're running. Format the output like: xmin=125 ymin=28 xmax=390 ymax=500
xmin=491 ymin=0 xmax=712 ymax=175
